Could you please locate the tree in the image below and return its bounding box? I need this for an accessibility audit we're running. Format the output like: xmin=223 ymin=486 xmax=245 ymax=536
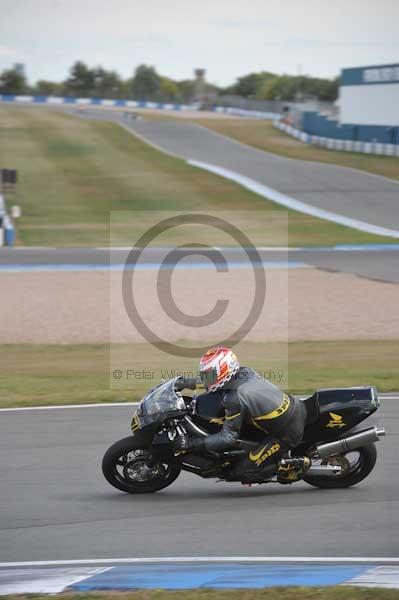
xmin=0 ymin=67 xmax=28 ymax=95
xmin=63 ymin=61 xmax=95 ymax=97
xmin=257 ymin=75 xmax=289 ymax=101
xmin=34 ymin=80 xmax=64 ymax=96
xmin=92 ymin=67 xmax=123 ymax=98
xmin=316 ymin=76 xmax=339 ymax=101
xmin=224 ymin=72 xmax=273 ymax=97
xmin=175 ymin=79 xmax=196 ymax=103
xmin=223 ymin=69 xmax=339 ymax=102
xmin=159 ymin=77 xmax=179 ymax=102
xmin=131 ymin=64 xmax=161 ymax=100
xmin=120 ymin=78 xmax=133 ymax=99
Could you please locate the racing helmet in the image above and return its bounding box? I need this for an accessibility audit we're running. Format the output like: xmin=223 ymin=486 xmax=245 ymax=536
xmin=199 ymin=347 xmax=240 ymax=392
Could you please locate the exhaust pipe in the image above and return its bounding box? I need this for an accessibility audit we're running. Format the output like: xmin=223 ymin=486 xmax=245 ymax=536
xmin=315 ymin=426 xmax=385 ymax=459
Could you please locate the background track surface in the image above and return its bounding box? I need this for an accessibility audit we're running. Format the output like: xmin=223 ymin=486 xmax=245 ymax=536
xmin=123 ymin=119 xmax=399 ymax=230
xmin=0 ymin=247 xmax=398 ymax=282
xmin=74 ymin=109 xmax=399 ymax=231
xmin=0 ymin=399 xmax=396 ymax=561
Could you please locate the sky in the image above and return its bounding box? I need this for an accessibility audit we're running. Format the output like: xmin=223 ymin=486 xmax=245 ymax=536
xmin=1 ymin=0 xmax=398 ymax=86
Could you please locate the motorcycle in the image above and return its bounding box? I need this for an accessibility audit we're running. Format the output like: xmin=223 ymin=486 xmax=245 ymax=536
xmin=102 ymin=377 xmax=385 ymax=494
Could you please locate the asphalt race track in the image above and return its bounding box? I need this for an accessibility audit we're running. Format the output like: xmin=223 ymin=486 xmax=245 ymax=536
xmin=1 ymin=246 xmax=399 ymax=283
xmin=72 ymin=110 xmax=396 ymax=233
xmin=126 ymin=119 xmax=399 ymax=229
xmin=74 ymin=108 xmax=399 ymax=231
xmin=0 ymin=397 xmax=397 ymax=561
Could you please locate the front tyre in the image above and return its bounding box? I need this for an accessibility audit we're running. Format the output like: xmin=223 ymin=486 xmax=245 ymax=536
xmin=102 ymin=436 xmax=181 ymax=494
xmin=303 ymin=443 xmax=377 ymax=489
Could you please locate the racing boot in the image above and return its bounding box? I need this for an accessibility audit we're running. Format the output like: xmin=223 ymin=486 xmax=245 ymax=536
xmin=225 ymin=461 xmax=278 ymax=484
xmin=277 ymin=456 xmax=311 ymax=484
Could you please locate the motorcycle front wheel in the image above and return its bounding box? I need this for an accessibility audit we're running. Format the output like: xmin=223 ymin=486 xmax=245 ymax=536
xmin=102 ymin=436 xmax=181 ymax=494
xmin=303 ymin=443 xmax=377 ymax=489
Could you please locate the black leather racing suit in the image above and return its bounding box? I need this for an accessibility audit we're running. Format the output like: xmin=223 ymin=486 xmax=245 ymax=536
xmin=200 ymin=367 xmax=307 ymax=481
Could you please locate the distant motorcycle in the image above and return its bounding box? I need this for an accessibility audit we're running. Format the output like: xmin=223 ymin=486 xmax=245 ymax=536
xmin=102 ymin=378 xmax=385 ymax=493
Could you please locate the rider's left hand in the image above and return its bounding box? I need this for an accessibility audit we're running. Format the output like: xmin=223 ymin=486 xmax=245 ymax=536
xmin=173 ymin=435 xmax=204 ymax=455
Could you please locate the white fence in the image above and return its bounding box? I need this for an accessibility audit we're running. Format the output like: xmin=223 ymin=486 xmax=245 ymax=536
xmin=275 ymin=120 xmax=399 ymax=157
xmin=0 ymin=95 xmax=280 ymax=119
xmin=0 ymin=94 xmax=197 ymax=112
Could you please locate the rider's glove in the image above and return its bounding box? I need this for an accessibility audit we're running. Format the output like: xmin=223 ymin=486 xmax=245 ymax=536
xmin=173 ymin=434 xmax=205 ymax=455
xmin=175 ymin=377 xmax=197 ymax=391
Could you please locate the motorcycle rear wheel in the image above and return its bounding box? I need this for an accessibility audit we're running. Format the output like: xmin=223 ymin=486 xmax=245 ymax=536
xmin=102 ymin=436 xmax=181 ymax=494
xmin=303 ymin=443 xmax=377 ymax=489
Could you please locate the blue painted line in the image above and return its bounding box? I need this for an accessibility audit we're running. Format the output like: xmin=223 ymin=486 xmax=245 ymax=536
xmin=0 ymin=261 xmax=307 ymax=272
xmin=290 ymin=243 xmax=399 ymax=252
xmin=68 ymin=564 xmax=373 ymax=590
xmin=332 ymin=243 xmax=399 ymax=251
xmin=205 ymin=244 xmax=399 ymax=252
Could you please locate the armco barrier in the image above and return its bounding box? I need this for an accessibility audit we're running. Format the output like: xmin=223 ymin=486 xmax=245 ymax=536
xmin=0 ymin=94 xmax=279 ymax=119
xmin=0 ymin=94 xmax=195 ymax=112
xmin=274 ymin=120 xmax=399 ymax=157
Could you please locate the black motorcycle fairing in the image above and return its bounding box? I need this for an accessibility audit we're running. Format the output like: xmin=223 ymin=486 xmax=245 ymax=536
xmin=131 ymin=377 xmax=187 ymax=434
xmin=191 ymin=390 xmax=225 ymax=433
xmin=301 ymin=386 xmax=379 ymax=446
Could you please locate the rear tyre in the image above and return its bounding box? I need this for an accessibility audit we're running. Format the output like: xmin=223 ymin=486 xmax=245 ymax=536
xmin=102 ymin=436 xmax=181 ymax=494
xmin=303 ymin=443 xmax=377 ymax=489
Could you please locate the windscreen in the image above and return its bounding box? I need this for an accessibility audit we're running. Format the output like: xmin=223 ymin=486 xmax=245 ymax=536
xmin=137 ymin=378 xmax=186 ymax=417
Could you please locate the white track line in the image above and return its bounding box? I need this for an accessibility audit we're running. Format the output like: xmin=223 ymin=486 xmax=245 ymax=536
xmin=1 ymin=557 xmax=399 ymax=568
xmin=188 ymin=160 xmax=399 ymax=239
xmin=1 ymin=396 xmax=397 ymax=412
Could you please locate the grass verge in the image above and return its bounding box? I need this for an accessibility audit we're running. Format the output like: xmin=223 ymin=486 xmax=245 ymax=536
xmin=0 ymin=340 xmax=397 ymax=408
xmin=186 ymin=117 xmax=399 ymax=182
xmin=0 ymin=105 xmax=395 ymax=247
xmin=2 ymin=587 xmax=398 ymax=600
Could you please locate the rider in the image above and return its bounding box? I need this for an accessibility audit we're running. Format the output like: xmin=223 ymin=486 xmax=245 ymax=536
xmin=173 ymin=346 xmax=310 ymax=484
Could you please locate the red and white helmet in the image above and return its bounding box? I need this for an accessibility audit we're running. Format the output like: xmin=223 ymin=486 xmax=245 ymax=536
xmin=199 ymin=347 xmax=240 ymax=392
